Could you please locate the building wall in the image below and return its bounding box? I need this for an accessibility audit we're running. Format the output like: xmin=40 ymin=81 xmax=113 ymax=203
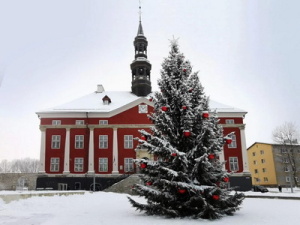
xmin=248 ymin=143 xmax=277 ymax=186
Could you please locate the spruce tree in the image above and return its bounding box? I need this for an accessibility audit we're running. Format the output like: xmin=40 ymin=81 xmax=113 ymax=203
xmin=128 ymin=40 xmax=244 ymax=220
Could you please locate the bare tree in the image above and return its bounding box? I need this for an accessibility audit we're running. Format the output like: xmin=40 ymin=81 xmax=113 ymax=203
xmin=273 ymin=122 xmax=300 ymax=187
xmin=0 ymin=158 xmax=39 ymax=173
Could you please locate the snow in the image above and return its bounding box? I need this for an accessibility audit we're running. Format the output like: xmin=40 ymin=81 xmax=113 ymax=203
xmin=1 ymin=189 xmax=300 ymax=225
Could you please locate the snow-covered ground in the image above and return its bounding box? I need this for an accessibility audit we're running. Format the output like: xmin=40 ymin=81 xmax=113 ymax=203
xmin=1 ymin=189 xmax=300 ymax=225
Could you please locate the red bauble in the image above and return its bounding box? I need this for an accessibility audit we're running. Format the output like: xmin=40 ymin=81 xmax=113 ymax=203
xmin=202 ymin=111 xmax=209 ymax=118
xmin=146 ymin=181 xmax=152 ymax=186
xmin=188 ymin=88 xmax=193 ymax=93
xmin=140 ymin=163 xmax=147 ymax=169
xmin=183 ymin=69 xmax=187 ymax=72
xmin=171 ymin=153 xmax=177 ymax=157
xmin=178 ymin=189 xmax=186 ymax=194
xmin=182 ymin=105 xmax=188 ymax=110
xmin=223 ymin=177 xmax=229 ymax=182
xmin=161 ymin=106 xmax=168 ymax=112
xmin=149 ymin=97 xmax=153 ymax=102
xmin=140 ymin=136 xmax=147 ymax=141
xmin=226 ymin=138 xmax=232 ymax=144
xmin=183 ymin=130 xmax=191 ymax=137
xmin=208 ymin=154 xmax=215 ymax=160
xmin=212 ymin=195 xmax=220 ymax=200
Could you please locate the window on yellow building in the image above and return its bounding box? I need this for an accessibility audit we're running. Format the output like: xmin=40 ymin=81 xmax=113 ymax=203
xmin=261 ymin=159 xmax=266 ymax=163
xmin=262 ymin=168 xmax=266 ymax=172
xmin=263 ymin=177 xmax=268 ymax=182
xmin=260 ymin=150 xmax=264 ymax=155
xmin=252 ymin=152 xmax=256 ymax=156
xmin=254 ymin=169 xmax=258 ymax=174
xmin=253 ymin=160 xmax=257 ymax=165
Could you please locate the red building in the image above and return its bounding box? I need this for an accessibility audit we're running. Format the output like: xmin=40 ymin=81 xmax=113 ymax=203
xmin=36 ymin=19 xmax=251 ymax=191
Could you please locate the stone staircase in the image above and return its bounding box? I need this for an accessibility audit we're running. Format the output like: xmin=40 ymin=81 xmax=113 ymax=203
xmin=103 ymin=174 xmax=142 ymax=195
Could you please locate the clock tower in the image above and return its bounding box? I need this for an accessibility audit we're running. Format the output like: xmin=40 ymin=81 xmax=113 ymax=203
xmin=131 ymin=7 xmax=152 ymax=96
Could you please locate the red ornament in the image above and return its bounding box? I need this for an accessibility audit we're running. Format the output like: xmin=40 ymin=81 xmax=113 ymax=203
xmin=149 ymin=97 xmax=153 ymax=102
xmin=140 ymin=163 xmax=147 ymax=169
xmin=182 ymin=105 xmax=188 ymax=110
xmin=140 ymin=136 xmax=147 ymax=141
xmin=202 ymin=111 xmax=209 ymax=118
xmin=171 ymin=153 xmax=177 ymax=157
xmin=161 ymin=106 xmax=168 ymax=112
xmin=146 ymin=181 xmax=152 ymax=186
xmin=178 ymin=189 xmax=186 ymax=194
xmin=208 ymin=154 xmax=215 ymax=160
xmin=225 ymin=138 xmax=232 ymax=144
xmin=183 ymin=69 xmax=187 ymax=72
xmin=223 ymin=177 xmax=229 ymax=183
xmin=212 ymin=195 xmax=220 ymax=200
xmin=183 ymin=130 xmax=191 ymax=137
xmin=188 ymin=88 xmax=193 ymax=93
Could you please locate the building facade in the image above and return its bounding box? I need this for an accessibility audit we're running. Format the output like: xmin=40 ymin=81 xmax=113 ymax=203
xmin=247 ymin=142 xmax=300 ymax=187
xmin=36 ymin=18 xmax=251 ymax=191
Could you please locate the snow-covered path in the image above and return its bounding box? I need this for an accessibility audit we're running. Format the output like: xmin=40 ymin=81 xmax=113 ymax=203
xmin=0 ymin=191 xmax=299 ymax=225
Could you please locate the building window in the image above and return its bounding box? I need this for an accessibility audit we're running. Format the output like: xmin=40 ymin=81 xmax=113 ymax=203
xmin=228 ymin=134 xmax=237 ymax=148
xmin=286 ymin=176 xmax=291 ymax=182
xmin=76 ymin=120 xmax=85 ymax=125
xmin=263 ymin=177 xmax=268 ymax=182
xmin=281 ymin=148 xmax=287 ymax=154
xmin=138 ymin=104 xmax=148 ymax=113
xmin=261 ymin=159 xmax=266 ymax=164
xmin=75 ymin=135 xmax=84 ymax=149
xmin=284 ymin=166 xmax=290 ymax=172
xmin=225 ymin=119 xmax=234 ymax=124
xmin=124 ymin=158 xmax=134 ymax=172
xmin=282 ymin=158 xmax=289 ymax=163
xmin=252 ymin=152 xmax=256 ymax=156
xmin=254 ymin=177 xmax=260 ymax=182
xmin=99 ymin=120 xmax=108 ymax=125
xmin=52 ymin=120 xmax=61 ymax=125
xmin=124 ymin=135 xmax=133 ymax=149
xmin=74 ymin=158 xmax=84 ymax=172
xmin=51 ymin=135 xmax=61 ymax=149
xmin=253 ymin=160 xmax=257 ymax=165
xmin=229 ymin=157 xmax=239 ymax=171
xmin=254 ymin=169 xmax=258 ymax=174
xmin=99 ymin=158 xmax=108 ymax=172
xmin=260 ymin=150 xmax=264 ymax=155
xmin=50 ymin=158 xmax=60 ymax=172
xmin=99 ymin=135 xmax=108 ymax=149
xmin=262 ymin=168 xmax=267 ymax=173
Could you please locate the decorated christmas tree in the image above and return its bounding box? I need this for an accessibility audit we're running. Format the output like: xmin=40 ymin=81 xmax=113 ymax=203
xmin=128 ymin=40 xmax=244 ymax=220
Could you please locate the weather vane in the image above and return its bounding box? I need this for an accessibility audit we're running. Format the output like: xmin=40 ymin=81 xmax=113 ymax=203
xmin=139 ymin=0 xmax=142 ymax=22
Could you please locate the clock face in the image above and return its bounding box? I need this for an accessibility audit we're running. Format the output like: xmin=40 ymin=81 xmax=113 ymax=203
xmin=139 ymin=104 xmax=148 ymax=113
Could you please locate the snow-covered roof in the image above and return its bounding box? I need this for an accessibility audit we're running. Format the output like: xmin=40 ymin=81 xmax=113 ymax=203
xmin=36 ymin=90 xmax=246 ymax=118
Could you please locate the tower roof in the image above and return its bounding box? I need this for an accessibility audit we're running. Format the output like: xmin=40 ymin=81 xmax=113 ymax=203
xmin=137 ymin=21 xmax=144 ymax=36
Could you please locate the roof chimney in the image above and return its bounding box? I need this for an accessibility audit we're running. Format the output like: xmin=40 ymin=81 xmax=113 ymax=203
xmin=96 ymin=84 xmax=105 ymax=93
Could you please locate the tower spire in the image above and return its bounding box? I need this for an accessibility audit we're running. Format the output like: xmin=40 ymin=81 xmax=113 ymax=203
xmin=130 ymin=2 xmax=152 ymax=97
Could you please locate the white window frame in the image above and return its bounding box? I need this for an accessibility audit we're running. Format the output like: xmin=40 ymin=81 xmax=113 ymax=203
xmin=124 ymin=158 xmax=134 ymax=172
xmin=99 ymin=158 xmax=108 ymax=172
xmin=225 ymin=119 xmax=234 ymax=124
xmin=99 ymin=135 xmax=108 ymax=149
xmin=75 ymin=135 xmax=84 ymax=149
xmin=124 ymin=135 xmax=133 ymax=149
xmin=229 ymin=157 xmax=239 ymax=171
xmin=99 ymin=120 xmax=108 ymax=125
xmin=228 ymin=134 xmax=237 ymax=148
xmin=76 ymin=120 xmax=85 ymax=125
xmin=52 ymin=120 xmax=61 ymax=125
xmin=51 ymin=135 xmax=61 ymax=149
xmin=138 ymin=104 xmax=148 ymax=113
xmin=74 ymin=158 xmax=84 ymax=172
xmin=284 ymin=166 xmax=290 ymax=172
xmin=50 ymin=158 xmax=60 ymax=172
xmin=286 ymin=176 xmax=291 ymax=182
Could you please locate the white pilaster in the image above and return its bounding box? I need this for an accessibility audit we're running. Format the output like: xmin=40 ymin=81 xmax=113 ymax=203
xmin=87 ymin=128 xmax=95 ymax=174
xmin=240 ymin=125 xmax=250 ymax=173
xmin=63 ymin=128 xmax=71 ymax=174
xmin=38 ymin=128 xmax=46 ymax=174
xmin=112 ymin=127 xmax=119 ymax=174
xmin=219 ymin=148 xmax=226 ymax=171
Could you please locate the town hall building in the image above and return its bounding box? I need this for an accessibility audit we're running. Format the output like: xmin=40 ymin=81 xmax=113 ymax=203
xmin=36 ymin=17 xmax=251 ymax=191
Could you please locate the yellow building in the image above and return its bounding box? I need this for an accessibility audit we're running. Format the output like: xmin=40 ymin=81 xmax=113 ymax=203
xmin=247 ymin=142 xmax=300 ymax=187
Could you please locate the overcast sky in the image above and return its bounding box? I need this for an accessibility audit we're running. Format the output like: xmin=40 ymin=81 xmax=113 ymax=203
xmin=1 ymin=0 xmax=300 ymax=160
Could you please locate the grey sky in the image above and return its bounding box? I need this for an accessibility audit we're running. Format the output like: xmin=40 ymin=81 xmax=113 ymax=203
xmin=1 ymin=0 xmax=300 ymax=160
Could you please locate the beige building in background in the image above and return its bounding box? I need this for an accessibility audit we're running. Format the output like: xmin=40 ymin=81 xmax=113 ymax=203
xmin=247 ymin=142 xmax=300 ymax=187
